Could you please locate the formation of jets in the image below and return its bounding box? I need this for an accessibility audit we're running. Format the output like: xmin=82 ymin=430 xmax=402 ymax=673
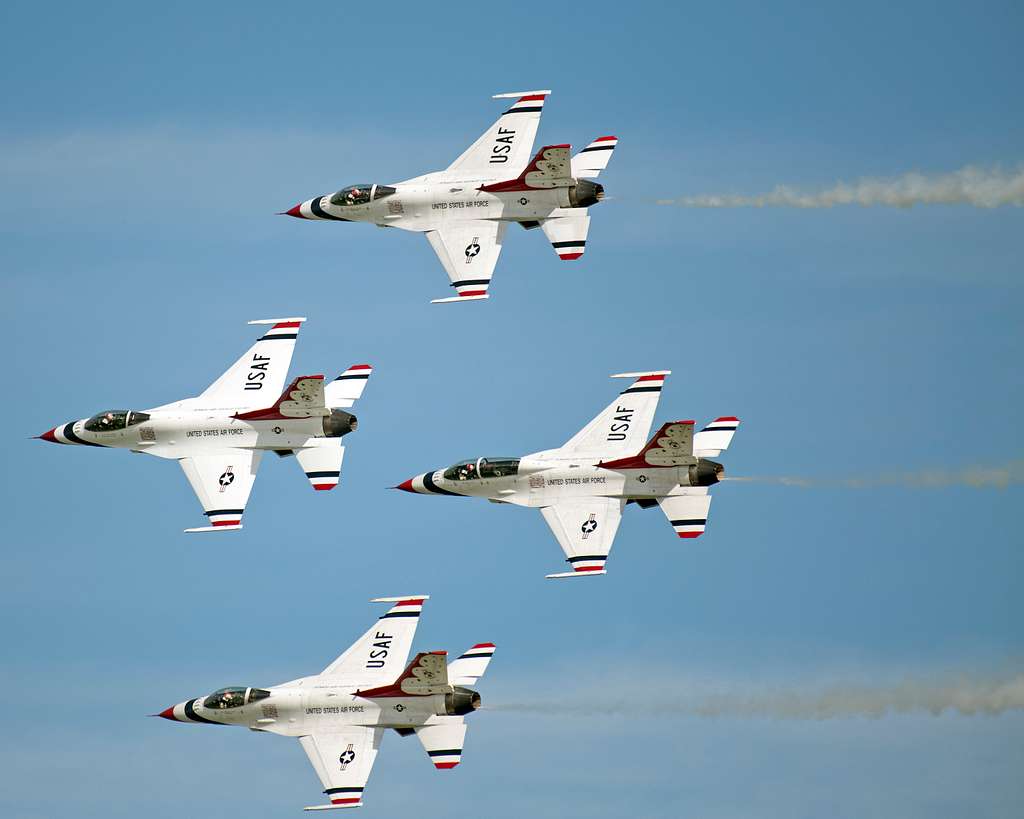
xmin=34 ymin=90 xmax=745 ymax=811
xmin=284 ymin=91 xmax=616 ymax=303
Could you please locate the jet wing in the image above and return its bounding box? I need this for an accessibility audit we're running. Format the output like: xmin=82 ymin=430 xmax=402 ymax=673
xmin=444 ymin=90 xmax=550 ymax=179
xmin=540 ymin=208 xmax=591 ymax=261
xmin=658 ymin=489 xmax=713 ymax=539
xmin=299 ymin=727 xmax=384 ymax=810
xmin=321 ymin=597 xmax=428 ymax=685
xmin=426 ymin=220 xmax=508 ymax=303
xmin=179 ymin=449 xmax=261 ymax=533
xmin=540 ymin=496 xmax=625 ymax=578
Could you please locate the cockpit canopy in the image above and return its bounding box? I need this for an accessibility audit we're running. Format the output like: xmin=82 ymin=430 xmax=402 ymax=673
xmin=202 ymin=687 xmax=271 ymax=710
xmin=83 ymin=410 xmax=151 ymax=432
xmin=328 ymin=183 xmax=396 ymax=207
xmin=442 ymin=457 xmax=520 ymax=481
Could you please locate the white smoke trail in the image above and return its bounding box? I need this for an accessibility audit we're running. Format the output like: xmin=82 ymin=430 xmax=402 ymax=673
xmin=726 ymin=460 xmax=1024 ymax=490
xmin=656 ymin=165 xmax=1024 ymax=209
xmin=490 ymin=673 xmax=1024 ymax=720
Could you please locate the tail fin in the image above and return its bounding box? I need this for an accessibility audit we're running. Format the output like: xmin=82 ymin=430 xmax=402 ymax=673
xmin=571 ymin=136 xmax=617 ymax=178
xmin=694 ymin=417 xmax=740 ymax=457
xmin=555 ymin=371 xmax=671 ymax=459
xmin=599 ymin=421 xmax=697 ymax=470
xmin=479 ymin=145 xmax=574 ymax=192
xmin=444 ymin=90 xmax=550 ymax=177
xmin=540 ymin=210 xmax=591 ymax=260
xmin=294 ymin=438 xmax=344 ymax=491
xmin=447 ymin=643 xmax=496 ymax=686
xmin=324 ymin=364 xmax=373 ymax=409
xmin=356 ymin=651 xmax=451 ymax=698
xmin=415 ymin=720 xmax=468 ymax=770
xmin=234 ymin=375 xmax=327 ymax=421
xmin=184 ymin=317 xmax=306 ymax=412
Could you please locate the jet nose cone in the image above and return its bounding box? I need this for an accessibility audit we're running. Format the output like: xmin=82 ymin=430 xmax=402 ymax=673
xmin=156 ymin=706 xmax=177 ymax=721
xmin=395 ymin=477 xmax=416 ymax=492
xmin=36 ymin=427 xmax=59 ymax=443
xmin=282 ymin=203 xmax=304 ymax=218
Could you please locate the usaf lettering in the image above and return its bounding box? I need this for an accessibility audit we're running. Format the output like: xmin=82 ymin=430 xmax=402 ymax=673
xmin=365 ymin=631 xmax=393 ymax=669
xmin=489 ymin=127 xmax=515 ymax=163
xmin=244 ymin=353 xmax=271 ymax=391
xmin=607 ymin=406 xmax=634 ymax=442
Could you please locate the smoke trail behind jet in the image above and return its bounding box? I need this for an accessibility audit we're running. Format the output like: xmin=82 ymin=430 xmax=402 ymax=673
xmin=725 ymin=460 xmax=1024 ymax=490
xmin=491 ymin=673 xmax=1024 ymax=720
xmin=656 ymin=165 xmax=1024 ymax=209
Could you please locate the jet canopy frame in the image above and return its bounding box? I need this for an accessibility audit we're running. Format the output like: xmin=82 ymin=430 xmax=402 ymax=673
xmin=328 ymin=183 xmax=397 ymax=207
xmin=442 ymin=457 xmax=520 ymax=481
xmin=83 ymin=410 xmax=151 ymax=432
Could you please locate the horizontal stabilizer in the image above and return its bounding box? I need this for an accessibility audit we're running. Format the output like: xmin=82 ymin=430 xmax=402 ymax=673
xmin=694 ymin=417 xmax=740 ymax=457
xmin=295 ymin=438 xmax=345 ymax=491
xmin=324 ymin=365 xmax=373 ymax=408
xmin=571 ymin=136 xmax=618 ymax=178
xmin=447 ymin=643 xmax=496 ymax=686
xmin=540 ymin=209 xmax=591 ymax=261
xmin=658 ymin=492 xmax=712 ymax=539
xmin=415 ymin=720 xmax=467 ymax=770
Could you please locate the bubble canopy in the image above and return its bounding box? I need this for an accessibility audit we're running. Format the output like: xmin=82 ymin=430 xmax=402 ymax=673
xmin=443 ymin=457 xmax=520 ymax=481
xmin=83 ymin=410 xmax=150 ymax=432
xmin=329 ymin=184 xmax=397 ymax=207
xmin=203 ymin=687 xmax=271 ymax=710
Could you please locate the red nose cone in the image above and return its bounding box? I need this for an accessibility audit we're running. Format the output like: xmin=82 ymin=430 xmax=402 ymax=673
xmin=284 ymin=203 xmax=304 ymax=218
xmin=157 ymin=706 xmax=177 ymax=721
xmin=38 ymin=427 xmax=58 ymax=443
xmin=396 ymin=478 xmax=415 ymax=492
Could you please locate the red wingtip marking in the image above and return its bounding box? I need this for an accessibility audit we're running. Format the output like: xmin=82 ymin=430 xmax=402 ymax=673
xmin=38 ymin=427 xmax=58 ymax=443
xmin=518 ymin=94 xmax=547 ymax=102
xmin=678 ymin=532 xmax=703 ymax=538
xmin=312 ymin=484 xmax=335 ymax=491
xmin=434 ymin=761 xmax=459 ymax=769
xmin=715 ymin=416 xmax=740 ymax=422
xmin=285 ymin=204 xmax=304 ymax=218
xmin=397 ymin=598 xmax=425 ymax=606
xmin=636 ymin=374 xmax=666 ymax=382
xmin=574 ymin=565 xmax=604 ymax=572
xmin=595 ymin=135 xmax=617 ymax=142
xmin=558 ymin=252 xmax=583 ymax=261
xmin=212 ymin=519 xmax=241 ymax=527
xmin=272 ymin=321 xmax=302 ymax=329
xmin=331 ymin=798 xmax=362 ymax=805
xmin=460 ymin=289 xmax=487 ymax=297
xmin=472 ymin=642 xmax=496 ymax=649
xmin=348 ymin=364 xmax=372 ymax=370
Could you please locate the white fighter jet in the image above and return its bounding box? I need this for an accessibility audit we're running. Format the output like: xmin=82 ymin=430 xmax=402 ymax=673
xmin=283 ymin=90 xmax=617 ymax=303
xmin=156 ymin=595 xmax=494 ymax=811
xmin=396 ymin=371 xmax=740 ymax=577
xmin=36 ymin=318 xmax=372 ymax=532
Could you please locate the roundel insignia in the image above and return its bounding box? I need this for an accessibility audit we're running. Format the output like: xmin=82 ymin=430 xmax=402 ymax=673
xmin=394 ymin=703 xmax=405 ymax=712
xmin=518 ymin=197 xmax=529 ymax=206
xmin=273 ymin=425 xmax=283 ymax=434
xmin=637 ymin=474 xmax=648 ymax=483
xmin=218 ymin=470 xmax=235 ymax=487
xmin=581 ymin=515 xmax=598 ymax=537
xmin=465 ymin=242 xmax=481 ymax=258
xmin=338 ymin=745 xmax=356 ymax=768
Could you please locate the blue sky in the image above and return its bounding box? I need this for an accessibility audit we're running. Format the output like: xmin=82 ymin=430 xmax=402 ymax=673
xmin=1 ymin=2 xmax=1022 ymax=817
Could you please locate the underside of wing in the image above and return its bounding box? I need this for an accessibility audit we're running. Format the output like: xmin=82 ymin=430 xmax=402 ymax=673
xmin=426 ymin=220 xmax=507 ymax=303
xmin=179 ymin=448 xmax=261 ymax=532
xmin=299 ymin=727 xmax=384 ymax=810
xmin=540 ymin=496 xmax=624 ymax=578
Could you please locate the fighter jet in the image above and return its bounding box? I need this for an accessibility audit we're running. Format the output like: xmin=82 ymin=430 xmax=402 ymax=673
xmin=396 ymin=371 xmax=740 ymax=577
xmin=36 ymin=318 xmax=372 ymax=532
xmin=284 ymin=90 xmax=617 ymax=303
xmin=156 ymin=595 xmax=494 ymax=811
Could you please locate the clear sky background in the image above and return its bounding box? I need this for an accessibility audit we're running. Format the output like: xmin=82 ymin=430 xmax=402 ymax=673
xmin=2 ymin=2 xmax=1022 ymax=817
